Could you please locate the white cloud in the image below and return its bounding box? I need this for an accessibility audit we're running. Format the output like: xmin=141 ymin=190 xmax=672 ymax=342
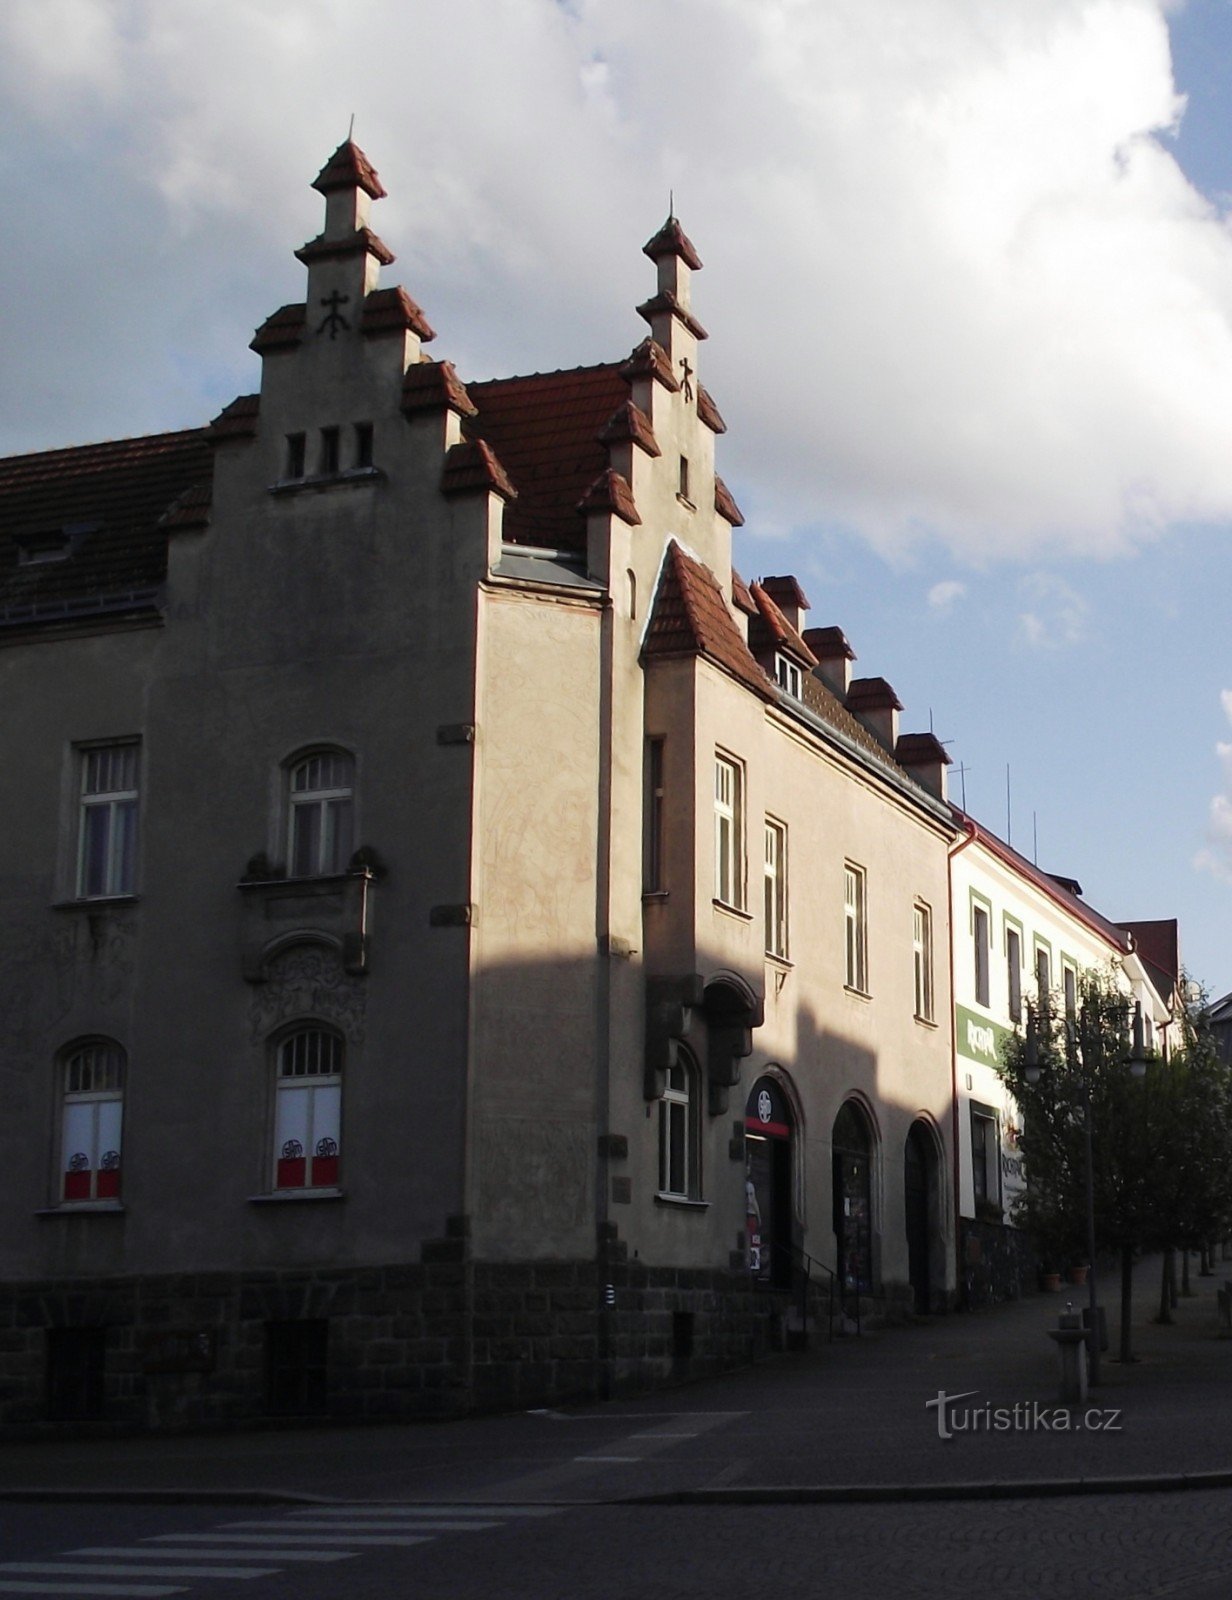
xmin=927 ymin=579 xmax=967 ymax=611
xmin=3 ymin=1 xmax=1232 ymax=564
xmin=1016 ymin=571 xmax=1088 ymax=647
xmin=1196 ymin=698 xmax=1232 ymax=882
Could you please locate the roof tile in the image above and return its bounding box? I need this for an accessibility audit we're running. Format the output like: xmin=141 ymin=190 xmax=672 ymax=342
xmin=643 ymin=216 xmax=703 ymax=270
xmin=363 ymin=286 xmax=435 ymax=341
xmin=440 ymin=438 xmax=517 ymax=502
xmin=578 ymin=467 xmax=640 ymax=526
xmin=312 ymin=141 xmax=387 ymax=200
xmin=402 ymin=358 xmax=476 ymax=417
xmin=643 ymin=541 xmax=773 ymax=700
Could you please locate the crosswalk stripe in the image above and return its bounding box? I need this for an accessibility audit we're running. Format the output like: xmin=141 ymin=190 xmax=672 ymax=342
xmin=0 ymin=1569 xmax=275 ymax=1583
xmin=145 ymin=1534 xmax=430 ymax=1550
xmin=0 ymin=1583 xmax=186 ymax=1597
xmin=286 ymin=1505 xmax=559 ymax=1517
xmin=68 ymin=1550 xmax=351 ymax=1565
xmin=225 ymin=1519 xmax=499 ymax=1533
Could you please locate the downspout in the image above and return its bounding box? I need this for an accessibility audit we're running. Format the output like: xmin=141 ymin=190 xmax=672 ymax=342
xmin=947 ymin=816 xmax=978 ymax=1309
xmin=594 ymin=594 xmax=616 ymax=1399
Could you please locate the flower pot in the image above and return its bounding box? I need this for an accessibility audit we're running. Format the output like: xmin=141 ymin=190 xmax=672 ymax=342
xmin=1067 ymin=1265 xmax=1089 ymax=1286
xmin=1042 ymin=1272 xmax=1063 ymax=1292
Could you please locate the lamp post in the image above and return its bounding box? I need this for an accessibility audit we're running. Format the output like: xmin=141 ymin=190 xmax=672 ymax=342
xmin=1025 ymin=997 xmax=1148 ymax=1386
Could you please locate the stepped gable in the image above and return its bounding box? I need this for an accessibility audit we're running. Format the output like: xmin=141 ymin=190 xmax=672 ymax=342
xmin=696 ymin=383 xmax=726 ymax=433
xmin=251 ymin=303 xmax=306 ymax=353
xmin=0 ymin=429 xmax=211 ymax=627
xmin=714 ymin=475 xmax=743 ymax=526
xmin=466 ymin=363 xmax=626 ymax=550
xmin=441 ymin=438 xmax=517 ymax=502
xmin=643 ymin=541 xmax=774 ymax=701
xmin=361 ymin=286 xmax=435 ymax=340
xmin=206 ymin=394 xmax=259 ymax=444
xmin=401 ymin=359 xmax=476 ymax=417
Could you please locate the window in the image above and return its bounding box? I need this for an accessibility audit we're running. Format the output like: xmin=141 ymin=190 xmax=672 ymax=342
xmin=287 ymin=749 xmax=354 ymax=877
xmin=265 ymin=1319 xmax=328 ymax=1416
xmin=913 ymin=902 xmax=933 ymax=1021
xmin=59 ymin=1040 xmax=124 ymax=1202
xmin=970 ymin=1104 xmax=1000 ymax=1212
xmin=285 ymin=432 xmax=306 ymax=479
xmin=764 ymin=819 xmax=788 ymax=958
xmin=77 ymin=743 xmax=139 ymax=899
xmin=678 ymin=455 xmax=691 ymax=502
xmin=714 ymin=753 xmax=744 ymax=909
xmin=972 ymin=903 xmax=990 ymax=1008
xmin=1006 ymin=926 xmax=1023 ymax=1023
xmin=46 ymin=1328 xmax=106 ymax=1421
xmin=644 ymin=737 xmax=665 ymax=893
xmin=844 ymin=863 xmax=867 ymax=992
xmin=1063 ymin=963 xmax=1078 ymax=1019
xmin=354 ymin=422 xmax=374 ymax=469
xmin=273 ymin=1027 xmax=342 ymax=1189
xmin=773 ymin=654 xmax=802 ymax=697
xmin=319 ymin=425 xmax=340 ymax=475
xmin=1036 ymin=944 xmax=1052 ymax=1004
xmin=658 ymin=1053 xmax=698 ymax=1198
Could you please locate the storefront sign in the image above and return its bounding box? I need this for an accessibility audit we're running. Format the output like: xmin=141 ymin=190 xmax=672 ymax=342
xmin=955 ymin=1004 xmax=1012 ymax=1067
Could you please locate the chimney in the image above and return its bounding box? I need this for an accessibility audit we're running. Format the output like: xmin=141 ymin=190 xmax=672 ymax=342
xmin=895 ymin=732 xmax=950 ymax=801
xmin=759 ymin=575 xmax=810 ymax=636
xmin=847 ymin=677 xmax=902 ymax=750
xmin=803 ymin=626 xmax=855 ymax=699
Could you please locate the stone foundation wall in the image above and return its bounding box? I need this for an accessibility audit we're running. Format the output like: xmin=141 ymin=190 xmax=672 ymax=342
xmin=0 ymin=1238 xmax=780 ymax=1433
xmin=960 ymin=1218 xmax=1037 ymax=1309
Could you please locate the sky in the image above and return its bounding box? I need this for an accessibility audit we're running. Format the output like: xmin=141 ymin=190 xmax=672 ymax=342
xmin=2 ymin=0 xmax=1231 ymax=993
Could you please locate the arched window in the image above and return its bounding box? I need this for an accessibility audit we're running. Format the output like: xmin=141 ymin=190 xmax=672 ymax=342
xmin=287 ymin=749 xmax=354 ymax=877
xmin=658 ymin=1051 xmax=699 ymax=1199
xmin=60 ymin=1040 xmax=125 ymax=1202
xmin=273 ymin=1026 xmax=343 ymax=1189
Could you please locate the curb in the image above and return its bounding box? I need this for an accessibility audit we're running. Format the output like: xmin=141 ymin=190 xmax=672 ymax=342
xmin=627 ymin=1469 xmax=1232 ymax=1505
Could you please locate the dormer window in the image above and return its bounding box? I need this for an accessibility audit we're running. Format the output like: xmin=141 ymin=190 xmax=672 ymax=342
xmin=354 ymin=422 xmax=374 ymax=469
xmin=17 ymin=533 xmax=71 ymax=566
xmin=319 ymin=426 xmax=340 ymax=476
xmin=285 ymin=433 xmax=306 ymax=479
xmin=774 ymin=654 xmax=802 ymax=698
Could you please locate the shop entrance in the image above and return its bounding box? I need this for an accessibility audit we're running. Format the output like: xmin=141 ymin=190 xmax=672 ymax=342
xmin=745 ymin=1077 xmax=793 ymax=1289
xmin=832 ymin=1101 xmax=873 ymax=1296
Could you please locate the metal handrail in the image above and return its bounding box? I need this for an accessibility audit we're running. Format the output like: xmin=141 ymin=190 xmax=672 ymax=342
xmin=761 ymin=1241 xmax=839 ymax=1343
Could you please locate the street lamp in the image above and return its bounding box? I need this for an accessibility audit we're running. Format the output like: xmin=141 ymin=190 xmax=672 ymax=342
xmin=1024 ymin=997 xmax=1150 ymax=1386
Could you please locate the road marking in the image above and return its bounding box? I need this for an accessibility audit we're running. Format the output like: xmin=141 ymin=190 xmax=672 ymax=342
xmin=270 ymin=1519 xmax=500 ymax=1533
xmin=572 ymin=1455 xmax=641 ymax=1463
xmin=0 ymin=1569 xmax=275 ymax=1583
xmin=295 ymin=1505 xmax=561 ymax=1518
xmin=627 ymin=1431 xmax=698 ymax=1439
xmin=69 ymin=1550 xmax=351 ymax=1565
xmin=145 ymin=1534 xmax=431 ymax=1550
xmin=0 ymin=1584 xmax=186 ymax=1597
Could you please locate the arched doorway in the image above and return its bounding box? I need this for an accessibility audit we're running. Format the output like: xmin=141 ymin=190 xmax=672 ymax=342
xmin=832 ymin=1101 xmax=873 ymax=1295
xmin=904 ymin=1121 xmax=935 ymax=1314
xmin=745 ymin=1076 xmax=794 ymax=1289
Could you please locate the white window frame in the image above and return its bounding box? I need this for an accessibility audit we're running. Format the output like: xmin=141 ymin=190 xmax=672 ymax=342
xmin=764 ymin=818 xmax=788 ymax=958
xmin=970 ymin=1103 xmax=1000 ymax=1211
xmin=59 ymin=1040 xmax=125 ymax=1203
xmin=658 ymin=1053 xmax=698 ymax=1199
xmin=1036 ymin=944 xmax=1052 ymax=1005
xmin=913 ymin=902 xmax=933 ymax=1021
xmin=713 ymin=753 xmax=745 ymax=910
xmin=287 ymin=749 xmax=355 ymax=877
xmin=973 ymin=903 xmax=990 ymax=1008
xmin=1063 ymin=962 xmax=1078 ymax=1019
xmin=273 ymin=1027 xmax=343 ymax=1191
xmin=773 ymin=654 xmax=802 ymax=698
xmin=644 ymin=737 xmax=665 ymax=893
xmin=76 ymin=742 xmax=139 ymax=899
xmin=844 ymin=863 xmax=867 ymax=992
xmin=1006 ymin=925 xmax=1023 ymax=1023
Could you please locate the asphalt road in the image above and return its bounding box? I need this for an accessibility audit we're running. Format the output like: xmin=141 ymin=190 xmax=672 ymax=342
xmin=5 ymin=1492 xmax=1232 ymax=1600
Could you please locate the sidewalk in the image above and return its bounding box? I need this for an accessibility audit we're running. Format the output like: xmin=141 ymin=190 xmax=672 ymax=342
xmin=2 ymin=1252 xmax=1231 ymax=1504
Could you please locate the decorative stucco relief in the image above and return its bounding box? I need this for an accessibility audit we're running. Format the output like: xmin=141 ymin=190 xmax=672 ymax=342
xmin=248 ymin=943 xmax=366 ymax=1042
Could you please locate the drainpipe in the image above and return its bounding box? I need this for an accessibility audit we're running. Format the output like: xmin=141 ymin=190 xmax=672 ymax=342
xmin=594 ymin=596 xmax=616 ymax=1400
xmin=947 ymin=816 xmax=978 ymax=1309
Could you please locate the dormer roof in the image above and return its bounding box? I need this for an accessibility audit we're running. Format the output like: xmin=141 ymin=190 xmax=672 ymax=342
xmin=748 ymin=582 xmax=817 ymax=666
xmin=643 ymin=541 xmax=774 ymax=701
xmin=312 ymin=140 xmax=387 ymax=200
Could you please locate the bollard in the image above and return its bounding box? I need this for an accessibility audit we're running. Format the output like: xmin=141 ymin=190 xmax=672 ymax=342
xmin=1047 ymin=1303 xmax=1088 ymax=1404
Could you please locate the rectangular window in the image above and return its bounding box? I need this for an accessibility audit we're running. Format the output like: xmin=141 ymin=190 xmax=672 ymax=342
xmin=714 ymin=753 xmax=744 ymax=909
xmin=1036 ymin=945 xmax=1052 ymax=1004
xmin=1063 ymin=963 xmax=1078 ymax=1019
xmin=265 ymin=1320 xmax=328 ymax=1417
xmin=1006 ymin=926 xmax=1023 ymax=1023
xmin=844 ymin=863 xmax=867 ymax=992
xmin=971 ymin=1105 xmax=1000 ymax=1211
xmin=764 ymin=819 xmax=788 ymax=958
xmin=285 ymin=432 xmax=306 ymax=479
xmin=774 ymin=655 xmax=802 ymax=697
xmin=77 ymin=743 xmax=139 ymax=899
xmin=644 ymin=737 xmax=665 ymax=893
xmin=973 ymin=903 xmax=990 ymax=1008
xmin=913 ymin=902 xmax=933 ymax=1021
xmin=319 ymin=426 xmax=340 ymax=475
xmin=678 ymin=455 xmax=691 ymax=502
xmin=46 ymin=1328 xmax=106 ymax=1421
xmin=354 ymin=421 xmax=374 ymax=469
xmin=274 ymin=1029 xmax=342 ymax=1189
xmin=658 ymin=1058 xmax=697 ymax=1198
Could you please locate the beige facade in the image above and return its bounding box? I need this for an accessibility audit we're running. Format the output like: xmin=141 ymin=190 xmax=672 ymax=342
xmin=0 ymin=142 xmax=964 ymax=1429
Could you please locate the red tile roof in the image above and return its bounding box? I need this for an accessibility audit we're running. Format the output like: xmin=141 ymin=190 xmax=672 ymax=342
xmin=250 ymin=303 xmax=306 ymax=354
xmin=0 ymin=429 xmax=211 ymax=628
xmin=643 ymin=541 xmax=773 ymax=700
xmin=637 ymin=291 xmax=708 ymax=341
xmin=466 ymin=364 xmax=626 ymax=549
xmin=599 ymin=400 xmax=660 ymax=457
xmin=802 ymin=625 xmax=855 ymax=663
xmin=896 ymin=731 xmax=951 ymax=768
xmin=361 ymin=286 xmax=435 ymax=341
xmin=295 ymin=227 xmax=395 ymax=268
xmin=643 ymin=216 xmax=703 ymax=271
xmin=760 ymin=575 xmax=811 ymax=613
xmin=748 ymin=582 xmax=817 ymax=665
xmin=696 ymin=383 xmax=726 ymax=433
xmin=579 ymin=467 xmax=640 ymax=525
xmin=847 ymin=676 xmax=903 ymax=712
xmin=730 ymin=568 xmax=757 ymax=615
xmin=313 ymin=141 xmax=387 ymax=200
xmin=714 ymin=475 xmax=743 ymax=527
xmin=402 ymin=359 xmax=476 ymax=417
xmin=619 ymin=338 xmax=679 ymax=392
xmin=206 ymin=394 xmax=259 ymax=444
xmin=441 ymin=439 xmax=517 ymax=502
